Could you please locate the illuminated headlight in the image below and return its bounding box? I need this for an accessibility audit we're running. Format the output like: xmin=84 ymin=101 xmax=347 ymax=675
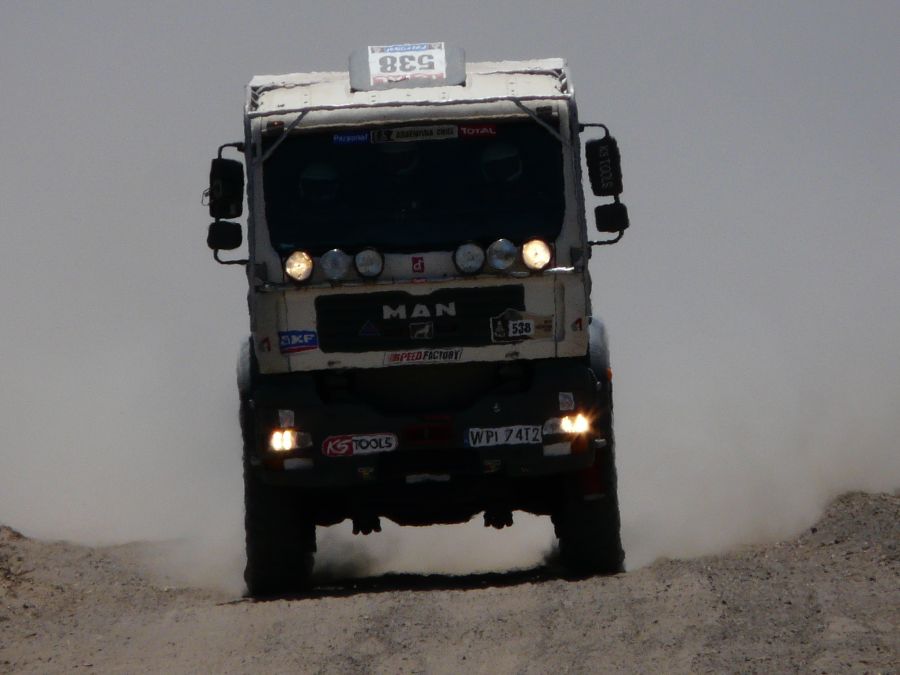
xmin=453 ymin=243 xmax=485 ymax=274
xmin=560 ymin=413 xmax=591 ymax=434
xmin=354 ymin=248 xmax=384 ymax=278
xmin=285 ymin=250 xmax=313 ymax=282
xmin=320 ymin=249 xmax=352 ymax=281
xmin=269 ymin=428 xmax=312 ymax=452
xmin=487 ymin=238 xmax=517 ymax=271
xmin=270 ymin=429 xmax=297 ymax=452
xmin=522 ymin=239 xmax=552 ymax=270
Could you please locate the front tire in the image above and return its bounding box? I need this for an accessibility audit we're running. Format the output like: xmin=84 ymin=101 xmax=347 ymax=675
xmin=555 ymin=374 xmax=624 ymax=576
xmin=241 ymin=395 xmax=315 ymax=597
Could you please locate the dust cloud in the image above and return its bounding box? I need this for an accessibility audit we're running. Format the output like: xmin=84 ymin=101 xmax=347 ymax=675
xmin=1 ymin=3 xmax=898 ymax=592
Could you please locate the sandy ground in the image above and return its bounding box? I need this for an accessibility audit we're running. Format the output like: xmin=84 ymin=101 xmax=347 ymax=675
xmin=1 ymin=492 xmax=898 ymax=674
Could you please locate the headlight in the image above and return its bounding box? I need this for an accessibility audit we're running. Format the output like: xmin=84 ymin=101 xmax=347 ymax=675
xmin=354 ymin=248 xmax=384 ymax=278
xmin=487 ymin=238 xmax=517 ymax=271
xmin=270 ymin=429 xmax=298 ymax=452
xmin=285 ymin=250 xmax=313 ymax=281
xmin=269 ymin=428 xmax=313 ymax=452
xmin=320 ymin=249 xmax=352 ymax=281
xmin=560 ymin=413 xmax=591 ymax=434
xmin=453 ymin=243 xmax=485 ymax=274
xmin=522 ymin=239 xmax=552 ymax=270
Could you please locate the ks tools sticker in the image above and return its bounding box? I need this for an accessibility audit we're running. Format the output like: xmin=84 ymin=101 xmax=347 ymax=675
xmin=322 ymin=433 xmax=398 ymax=457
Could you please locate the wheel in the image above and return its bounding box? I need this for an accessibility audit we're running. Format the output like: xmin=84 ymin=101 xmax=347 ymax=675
xmin=555 ymin=485 xmax=624 ymax=576
xmin=241 ymin=395 xmax=316 ymax=597
xmin=554 ymin=377 xmax=624 ymax=576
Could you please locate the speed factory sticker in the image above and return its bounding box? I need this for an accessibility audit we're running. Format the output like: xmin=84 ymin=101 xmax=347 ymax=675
xmin=384 ymin=347 xmax=463 ymax=366
xmin=490 ymin=309 xmax=553 ymax=343
xmin=322 ymin=433 xmax=398 ymax=457
xmin=466 ymin=425 xmax=542 ymax=448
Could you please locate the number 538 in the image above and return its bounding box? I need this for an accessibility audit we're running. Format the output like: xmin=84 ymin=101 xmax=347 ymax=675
xmin=378 ymin=53 xmax=435 ymax=73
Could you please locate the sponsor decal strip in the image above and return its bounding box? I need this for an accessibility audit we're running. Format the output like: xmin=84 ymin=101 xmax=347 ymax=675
xmin=333 ymin=125 xmax=498 ymax=145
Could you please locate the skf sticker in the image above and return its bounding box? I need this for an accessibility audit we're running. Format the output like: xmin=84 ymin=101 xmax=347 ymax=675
xmin=466 ymin=425 xmax=542 ymax=448
xmin=384 ymin=348 xmax=463 ymax=366
xmin=412 ymin=256 xmax=425 ymax=274
xmin=323 ymin=433 xmax=398 ymax=457
xmin=490 ymin=309 xmax=553 ymax=343
xmin=279 ymin=330 xmax=319 ymax=353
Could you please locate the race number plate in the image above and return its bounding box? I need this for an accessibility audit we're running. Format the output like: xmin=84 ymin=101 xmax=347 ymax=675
xmin=507 ymin=319 xmax=535 ymax=338
xmin=467 ymin=425 xmax=542 ymax=448
xmin=368 ymin=42 xmax=447 ymax=86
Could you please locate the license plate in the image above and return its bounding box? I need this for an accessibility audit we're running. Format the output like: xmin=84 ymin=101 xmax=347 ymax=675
xmin=467 ymin=425 xmax=542 ymax=448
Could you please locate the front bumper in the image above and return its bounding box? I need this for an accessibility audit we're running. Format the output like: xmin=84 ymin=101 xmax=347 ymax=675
xmin=246 ymin=358 xmax=603 ymax=489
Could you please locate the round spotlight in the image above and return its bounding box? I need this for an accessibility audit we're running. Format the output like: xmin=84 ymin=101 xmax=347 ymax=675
xmin=487 ymin=238 xmax=518 ymax=271
xmin=285 ymin=250 xmax=313 ymax=282
xmin=453 ymin=243 xmax=485 ymax=274
xmin=354 ymin=248 xmax=384 ymax=278
xmin=320 ymin=249 xmax=352 ymax=281
xmin=522 ymin=239 xmax=552 ymax=270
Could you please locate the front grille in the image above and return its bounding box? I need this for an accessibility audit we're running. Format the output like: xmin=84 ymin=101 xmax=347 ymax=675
xmin=316 ymin=360 xmax=532 ymax=414
xmin=315 ymin=285 xmax=525 ymax=353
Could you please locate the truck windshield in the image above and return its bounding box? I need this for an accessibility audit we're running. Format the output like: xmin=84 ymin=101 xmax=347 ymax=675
xmin=261 ymin=119 xmax=565 ymax=254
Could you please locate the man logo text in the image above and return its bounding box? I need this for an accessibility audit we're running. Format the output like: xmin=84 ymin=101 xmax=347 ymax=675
xmin=382 ymin=302 xmax=456 ymax=320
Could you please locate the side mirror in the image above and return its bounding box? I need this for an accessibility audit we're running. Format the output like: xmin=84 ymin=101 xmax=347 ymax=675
xmin=208 ymin=158 xmax=244 ymax=219
xmin=207 ymin=221 xmax=242 ymax=251
xmin=585 ymin=136 xmax=623 ymax=197
xmin=594 ymin=202 xmax=629 ymax=233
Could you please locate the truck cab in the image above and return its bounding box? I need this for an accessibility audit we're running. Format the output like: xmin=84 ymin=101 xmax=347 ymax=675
xmin=207 ymin=44 xmax=630 ymax=596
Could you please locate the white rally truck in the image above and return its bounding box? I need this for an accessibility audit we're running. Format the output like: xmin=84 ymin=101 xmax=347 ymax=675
xmin=206 ymin=43 xmax=631 ymax=596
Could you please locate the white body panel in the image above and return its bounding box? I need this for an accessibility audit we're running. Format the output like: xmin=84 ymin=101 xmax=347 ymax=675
xmin=242 ymin=58 xmax=592 ymax=375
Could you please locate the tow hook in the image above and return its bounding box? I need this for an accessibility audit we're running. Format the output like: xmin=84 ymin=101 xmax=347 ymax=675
xmin=483 ymin=509 xmax=514 ymax=529
xmin=352 ymin=514 xmax=381 ymax=535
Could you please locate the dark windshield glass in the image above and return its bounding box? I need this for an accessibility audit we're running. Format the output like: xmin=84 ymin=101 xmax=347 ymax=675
xmin=262 ymin=120 xmax=565 ymax=254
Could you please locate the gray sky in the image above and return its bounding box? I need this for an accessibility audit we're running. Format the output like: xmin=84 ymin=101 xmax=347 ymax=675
xmin=1 ymin=2 xmax=898 ymax=578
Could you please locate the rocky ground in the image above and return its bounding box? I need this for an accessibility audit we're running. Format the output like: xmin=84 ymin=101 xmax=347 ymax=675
xmin=1 ymin=491 xmax=898 ymax=674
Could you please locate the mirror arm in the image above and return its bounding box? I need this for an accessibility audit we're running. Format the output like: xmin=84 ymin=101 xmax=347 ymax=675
xmin=579 ymin=122 xmax=610 ymax=137
xmin=213 ymin=249 xmax=248 ymax=266
xmin=217 ymin=141 xmax=245 ymax=159
xmin=588 ymin=230 xmax=625 ymax=247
